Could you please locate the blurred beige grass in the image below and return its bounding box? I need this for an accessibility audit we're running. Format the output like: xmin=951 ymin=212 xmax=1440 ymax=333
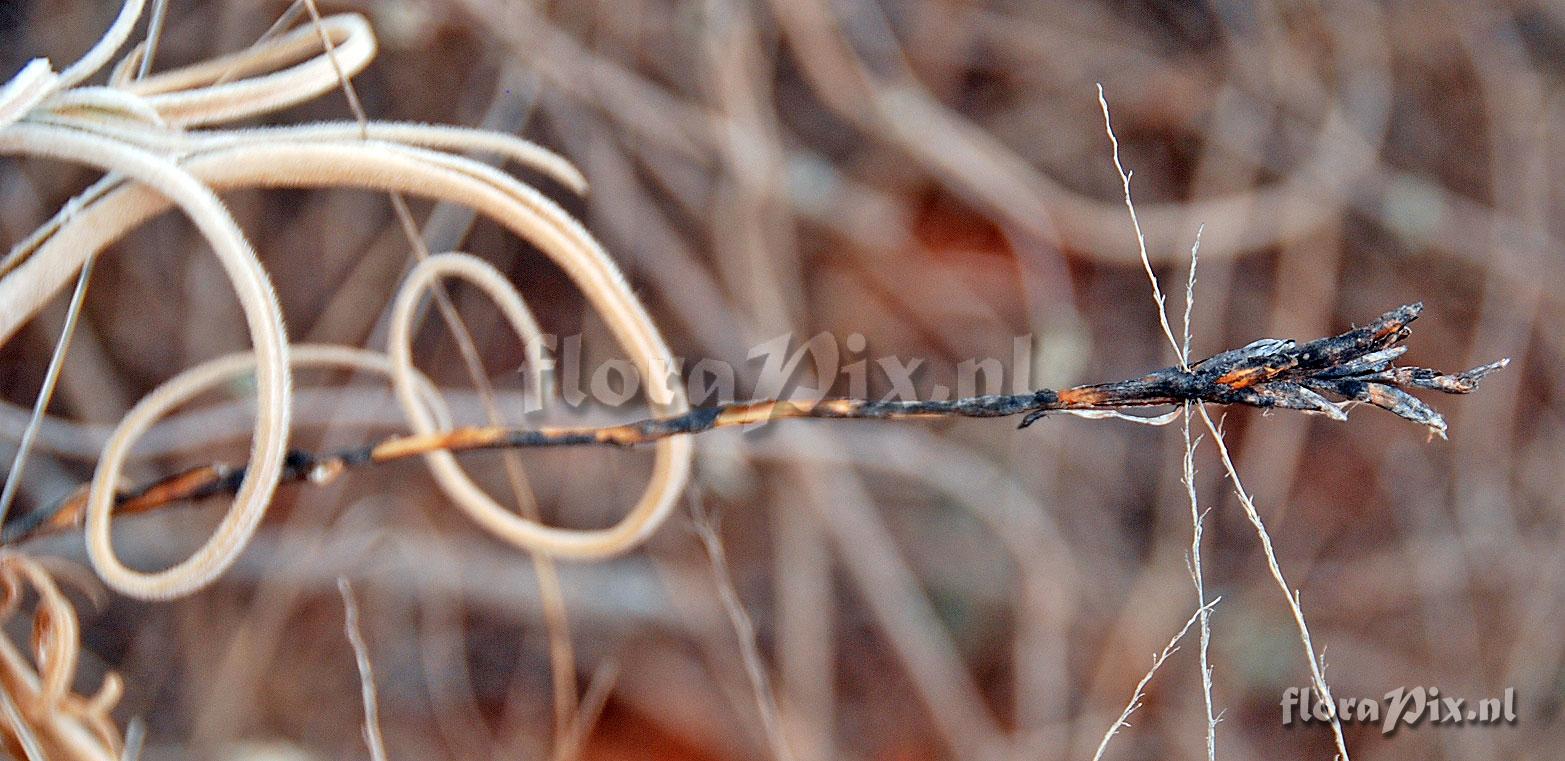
xmin=0 ymin=0 xmax=1558 ymax=759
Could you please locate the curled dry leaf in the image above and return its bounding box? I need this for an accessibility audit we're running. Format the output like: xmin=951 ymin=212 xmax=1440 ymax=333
xmin=0 ymin=554 xmax=122 ymax=761
xmin=0 ymin=0 xmax=690 ymax=600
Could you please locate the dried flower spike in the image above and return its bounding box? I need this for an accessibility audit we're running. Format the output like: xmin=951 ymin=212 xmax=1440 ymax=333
xmin=1029 ymin=302 xmax=1508 ymax=435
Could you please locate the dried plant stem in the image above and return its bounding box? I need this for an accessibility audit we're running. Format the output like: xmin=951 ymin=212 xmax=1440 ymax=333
xmin=1181 ymin=232 xmax=1218 ymax=761
xmin=551 ymin=658 xmax=619 ymax=761
xmin=1091 ymin=599 xmax=1219 ymax=761
xmin=1106 ymin=88 xmax=1221 ymax=752
xmin=1183 ymin=406 xmax=1218 ymax=761
xmin=1099 ymin=85 xmax=1185 ymax=367
xmin=691 ymin=495 xmax=796 ymax=761
xmin=0 ymin=257 xmax=95 ymax=530
xmin=337 ymin=578 xmax=389 ymax=761
xmin=1197 ymin=405 xmax=1352 ymax=760
xmin=6 ymin=302 xmax=1502 ymax=547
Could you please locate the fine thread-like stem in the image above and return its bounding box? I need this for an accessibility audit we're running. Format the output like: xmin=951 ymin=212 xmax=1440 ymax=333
xmin=1180 ymin=228 xmax=1219 ymax=761
xmin=1090 ymin=599 xmax=1219 ymax=761
xmin=0 ymin=257 xmax=96 ymax=530
xmin=1101 ymin=82 xmax=1219 ymax=757
xmin=337 ymin=578 xmax=389 ymax=761
xmin=1098 ymin=84 xmax=1186 ymax=368
xmin=1197 ymin=405 xmax=1353 ymax=760
xmin=691 ymin=493 xmax=796 ymax=761
xmin=1183 ymin=406 xmax=1219 ymax=761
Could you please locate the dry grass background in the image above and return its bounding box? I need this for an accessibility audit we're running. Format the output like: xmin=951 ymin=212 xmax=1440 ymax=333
xmin=0 ymin=0 xmax=1559 ymax=759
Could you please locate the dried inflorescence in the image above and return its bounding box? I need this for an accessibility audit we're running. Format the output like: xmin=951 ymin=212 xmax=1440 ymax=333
xmin=1035 ymin=302 xmax=1508 ymax=434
